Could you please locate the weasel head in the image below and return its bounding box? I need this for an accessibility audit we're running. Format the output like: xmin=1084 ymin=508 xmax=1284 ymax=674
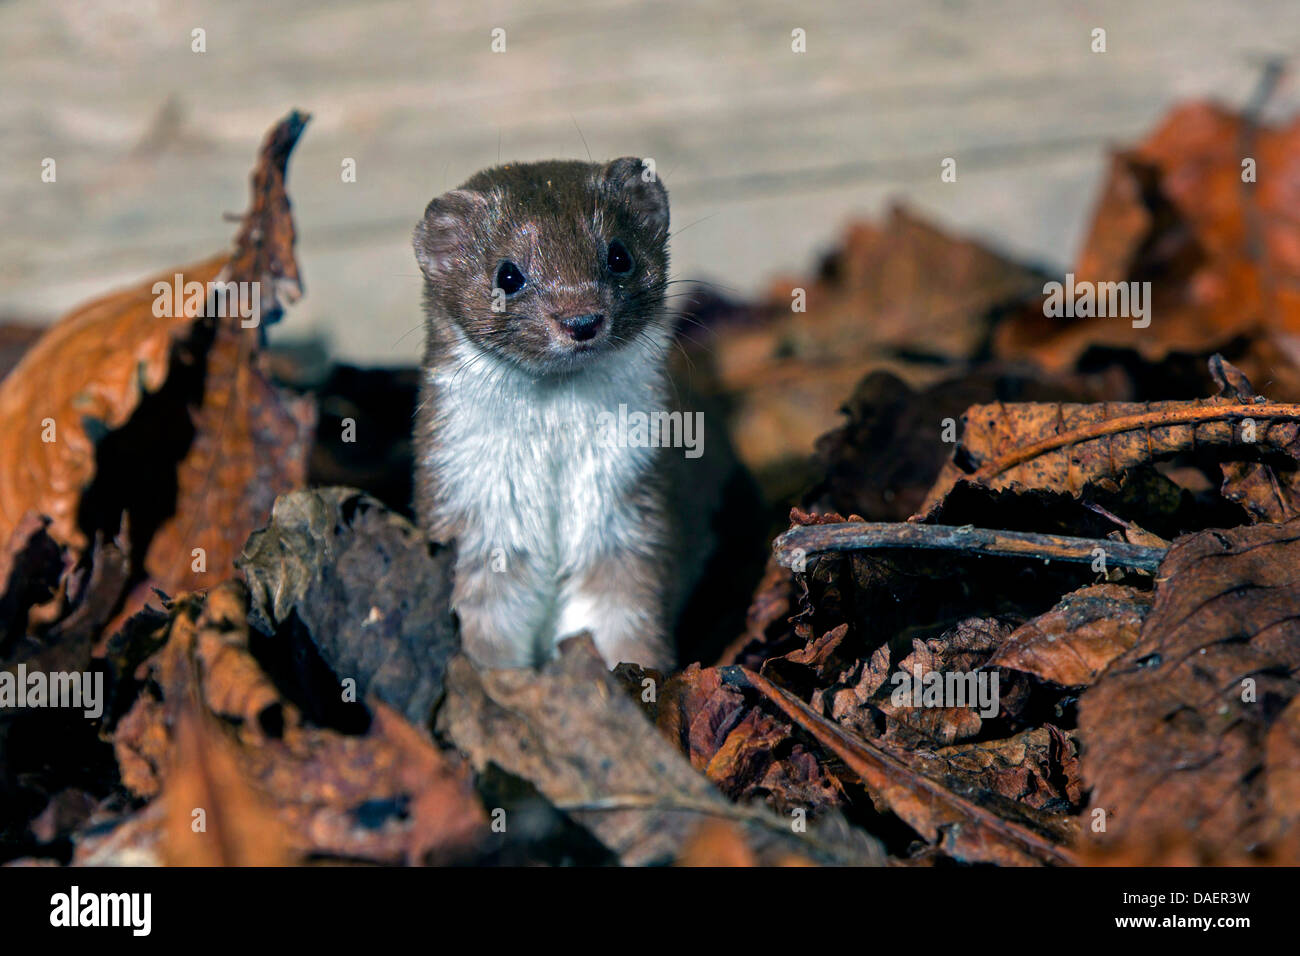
xmin=414 ymin=157 xmax=670 ymax=377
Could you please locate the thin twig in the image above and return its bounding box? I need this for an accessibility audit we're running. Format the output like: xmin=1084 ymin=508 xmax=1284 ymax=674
xmin=774 ymin=522 xmax=1166 ymax=571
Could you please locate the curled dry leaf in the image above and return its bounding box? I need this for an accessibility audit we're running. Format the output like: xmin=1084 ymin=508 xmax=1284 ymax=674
xmin=0 ymin=111 xmax=315 ymax=618
xmin=916 ymin=369 xmax=1300 ymax=519
xmin=809 ymin=368 xmax=1100 ymax=524
xmin=112 ymin=580 xmax=485 ymax=865
xmin=658 ymin=662 xmax=850 ymax=818
xmin=1209 ymin=354 xmax=1300 ymax=523
xmin=995 ymin=101 xmax=1300 ymax=371
xmin=114 ymin=584 xmax=299 ymax=799
xmin=876 ymin=618 xmax=1013 ymax=747
xmin=0 ymin=253 xmax=225 ymax=552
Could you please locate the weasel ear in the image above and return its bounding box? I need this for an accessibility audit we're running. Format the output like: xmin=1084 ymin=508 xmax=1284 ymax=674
xmin=601 ymin=157 xmax=669 ymax=237
xmin=413 ymin=189 xmax=488 ymax=278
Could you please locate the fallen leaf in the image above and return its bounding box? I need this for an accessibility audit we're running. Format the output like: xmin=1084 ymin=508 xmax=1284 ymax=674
xmin=1079 ymin=518 xmax=1300 ymax=863
xmin=0 ymin=112 xmax=315 ymax=626
xmin=724 ymin=666 xmax=1078 ymax=866
xmin=437 ymin=635 xmax=881 ymax=865
xmin=238 ymin=487 xmax=458 ymax=727
xmin=987 ymin=584 xmax=1152 ymax=687
xmin=995 ymin=101 xmax=1300 ymax=371
xmin=916 ymin=378 xmax=1300 ymax=520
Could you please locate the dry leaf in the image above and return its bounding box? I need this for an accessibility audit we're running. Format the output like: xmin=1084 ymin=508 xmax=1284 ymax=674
xmin=987 ymin=584 xmax=1152 ymax=687
xmin=1079 ymin=519 xmax=1300 ymax=863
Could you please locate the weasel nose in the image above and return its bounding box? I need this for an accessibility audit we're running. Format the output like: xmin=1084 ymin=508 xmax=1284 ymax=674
xmin=557 ymin=312 xmax=605 ymax=342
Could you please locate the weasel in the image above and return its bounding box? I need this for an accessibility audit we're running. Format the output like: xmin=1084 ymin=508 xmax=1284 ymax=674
xmin=412 ymin=158 xmax=680 ymax=670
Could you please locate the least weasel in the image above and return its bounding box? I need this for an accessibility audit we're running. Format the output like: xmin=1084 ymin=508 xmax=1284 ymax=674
xmin=412 ymin=158 xmax=680 ymax=670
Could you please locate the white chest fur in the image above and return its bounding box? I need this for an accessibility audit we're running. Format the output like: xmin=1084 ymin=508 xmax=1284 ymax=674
xmin=429 ymin=334 xmax=666 ymax=565
xmin=425 ymin=333 xmax=671 ymax=663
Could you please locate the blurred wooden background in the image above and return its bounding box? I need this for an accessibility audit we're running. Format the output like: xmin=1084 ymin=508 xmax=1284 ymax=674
xmin=2 ymin=0 xmax=1298 ymax=363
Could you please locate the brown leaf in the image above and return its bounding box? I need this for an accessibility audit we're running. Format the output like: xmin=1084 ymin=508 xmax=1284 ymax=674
xmin=657 ymin=662 xmax=748 ymax=771
xmin=0 ymin=112 xmax=314 ymax=619
xmin=987 ymin=584 xmax=1152 ymax=687
xmin=238 ymin=487 xmax=459 ymax=727
xmin=1265 ymin=696 xmax=1300 ymax=860
xmin=437 ymin=636 xmax=880 ymax=865
xmin=139 ymin=112 xmax=315 ymax=600
xmin=760 ymin=622 xmax=854 ymax=691
xmin=716 ymin=556 xmax=805 ymax=670
xmin=0 ymin=253 xmax=225 ymax=552
xmin=930 ymin=725 xmax=1083 ymax=811
xmin=916 ymin=390 xmax=1300 ymax=519
xmin=675 ymin=820 xmax=758 ymax=866
xmin=724 ymin=666 xmax=1077 ymax=866
xmin=163 ymin=698 xmax=292 ymax=866
xmin=1078 ymin=519 xmax=1300 ymax=863
xmin=237 ymin=704 xmax=486 ymax=865
xmin=809 ymin=368 xmax=1098 ymax=523
xmin=112 ymin=580 xmax=485 ymax=864
xmin=876 ymin=618 xmax=1013 ymax=746
xmin=676 ymin=206 xmax=1044 ymax=477
xmin=995 ymin=102 xmax=1300 ymax=371
xmin=1210 ymin=354 xmax=1300 ymax=522
xmin=822 ymin=643 xmax=892 ymax=732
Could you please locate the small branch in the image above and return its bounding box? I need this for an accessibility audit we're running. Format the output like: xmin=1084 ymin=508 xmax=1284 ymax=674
xmin=774 ymin=522 xmax=1166 ymax=571
xmin=972 ymin=403 xmax=1300 ymax=481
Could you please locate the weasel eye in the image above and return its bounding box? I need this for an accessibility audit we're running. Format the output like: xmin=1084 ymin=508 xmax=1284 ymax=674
xmin=606 ymin=239 xmax=634 ymax=275
xmin=494 ymin=260 xmax=527 ymax=295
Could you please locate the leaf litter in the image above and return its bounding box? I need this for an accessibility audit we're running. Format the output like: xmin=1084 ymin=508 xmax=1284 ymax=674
xmin=4 ymin=98 xmax=1300 ymax=867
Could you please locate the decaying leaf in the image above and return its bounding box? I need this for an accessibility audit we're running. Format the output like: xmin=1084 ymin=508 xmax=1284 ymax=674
xmin=141 ymin=114 xmax=316 ymax=601
xmin=0 ymin=111 xmax=315 ymax=626
xmin=930 ymin=725 xmax=1083 ymax=812
xmin=437 ymin=635 xmax=882 ymax=866
xmin=987 ymin=584 xmax=1152 ymax=687
xmin=875 ymin=618 xmax=1013 ymax=747
xmin=0 ymin=252 xmax=226 ymax=552
xmin=995 ymin=101 xmax=1300 ymax=371
xmin=1079 ymin=519 xmax=1300 ymax=863
xmin=675 ymin=206 xmax=1046 ymax=482
xmin=917 ymin=359 xmax=1300 ymax=519
xmin=162 ymin=697 xmax=292 ymax=866
xmin=809 ymin=368 xmax=1100 ymax=523
xmin=724 ymin=667 xmax=1078 ymax=866
xmin=238 ymin=487 xmax=458 ymax=727
xmin=112 ymin=580 xmax=485 ymax=864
